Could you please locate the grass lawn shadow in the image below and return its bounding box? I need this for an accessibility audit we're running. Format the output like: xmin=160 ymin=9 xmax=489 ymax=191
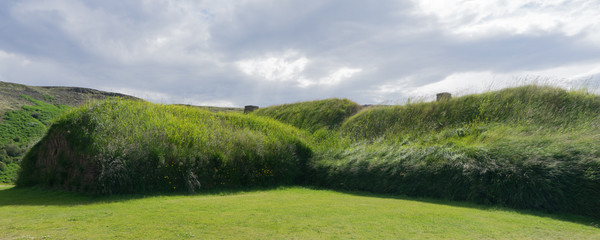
xmin=302 ymin=185 xmax=600 ymax=229
xmin=0 ymin=185 xmax=286 ymax=207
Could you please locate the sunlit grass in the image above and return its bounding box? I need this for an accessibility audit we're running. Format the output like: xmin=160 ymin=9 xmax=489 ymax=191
xmin=252 ymin=98 xmax=360 ymax=132
xmin=0 ymin=186 xmax=598 ymax=239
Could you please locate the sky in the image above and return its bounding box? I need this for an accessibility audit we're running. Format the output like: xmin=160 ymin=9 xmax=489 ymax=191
xmin=1 ymin=0 xmax=600 ymax=107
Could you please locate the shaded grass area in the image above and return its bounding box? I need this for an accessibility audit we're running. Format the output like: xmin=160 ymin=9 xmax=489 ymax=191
xmin=0 ymin=186 xmax=598 ymax=239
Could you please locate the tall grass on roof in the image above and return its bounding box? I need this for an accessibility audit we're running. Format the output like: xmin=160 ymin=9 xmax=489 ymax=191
xmin=252 ymin=98 xmax=361 ymax=133
xmin=17 ymin=99 xmax=312 ymax=194
xmin=312 ymin=85 xmax=600 ymax=218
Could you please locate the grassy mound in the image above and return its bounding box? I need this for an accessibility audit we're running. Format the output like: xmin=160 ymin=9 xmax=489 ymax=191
xmin=342 ymin=85 xmax=600 ymax=139
xmin=17 ymin=99 xmax=312 ymax=194
xmin=252 ymin=98 xmax=361 ymax=132
xmin=311 ymin=85 xmax=600 ymax=218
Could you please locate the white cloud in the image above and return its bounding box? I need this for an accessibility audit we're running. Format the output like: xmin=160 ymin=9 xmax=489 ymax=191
xmin=2 ymin=0 xmax=599 ymax=107
xmin=298 ymin=67 xmax=363 ymax=88
xmin=237 ymin=50 xmax=309 ymax=82
xmin=237 ymin=50 xmax=362 ymax=88
xmin=413 ymin=0 xmax=600 ymax=40
xmin=113 ymin=88 xmax=237 ymax=107
xmin=0 ymin=50 xmax=89 ymax=86
xmin=404 ymin=61 xmax=600 ymax=101
xmin=186 ymin=99 xmax=236 ymax=108
xmin=113 ymin=87 xmax=173 ymax=103
xmin=0 ymin=50 xmax=31 ymax=67
xmin=11 ymin=0 xmax=215 ymax=64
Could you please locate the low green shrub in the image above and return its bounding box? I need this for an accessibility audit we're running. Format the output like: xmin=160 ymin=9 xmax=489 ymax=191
xmin=0 ymin=162 xmax=19 ymax=183
xmin=4 ymin=144 xmax=20 ymax=157
xmin=17 ymin=99 xmax=312 ymax=194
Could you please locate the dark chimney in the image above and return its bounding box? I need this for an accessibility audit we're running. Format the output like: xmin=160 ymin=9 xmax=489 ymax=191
xmin=244 ymin=105 xmax=259 ymax=113
xmin=436 ymin=92 xmax=451 ymax=101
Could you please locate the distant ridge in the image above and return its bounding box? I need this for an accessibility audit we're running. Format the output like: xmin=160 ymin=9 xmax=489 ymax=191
xmin=0 ymin=81 xmax=137 ymax=113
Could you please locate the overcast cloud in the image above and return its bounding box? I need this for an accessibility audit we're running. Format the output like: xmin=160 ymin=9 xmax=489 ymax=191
xmin=1 ymin=0 xmax=600 ymax=107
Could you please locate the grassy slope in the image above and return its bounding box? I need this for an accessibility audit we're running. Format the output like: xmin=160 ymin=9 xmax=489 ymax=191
xmin=1 ymin=186 xmax=598 ymax=239
xmin=310 ymin=85 xmax=600 ymax=218
xmin=0 ymin=81 xmax=138 ymax=183
xmin=17 ymin=99 xmax=312 ymax=194
xmin=0 ymin=96 xmax=70 ymax=183
xmin=0 ymin=82 xmax=239 ymax=183
xmin=252 ymin=98 xmax=361 ymax=132
xmin=0 ymin=81 xmax=133 ymax=115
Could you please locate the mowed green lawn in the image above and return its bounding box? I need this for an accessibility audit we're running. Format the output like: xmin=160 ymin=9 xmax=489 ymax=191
xmin=1 ymin=185 xmax=598 ymax=239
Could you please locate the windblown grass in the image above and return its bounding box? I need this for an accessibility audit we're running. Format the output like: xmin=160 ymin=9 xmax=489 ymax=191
xmin=252 ymin=98 xmax=360 ymax=132
xmin=311 ymin=85 xmax=600 ymax=218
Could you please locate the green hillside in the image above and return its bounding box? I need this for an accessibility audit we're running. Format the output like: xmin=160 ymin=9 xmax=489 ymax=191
xmin=252 ymin=98 xmax=361 ymax=132
xmin=341 ymin=85 xmax=600 ymax=139
xmin=0 ymin=81 xmax=137 ymax=183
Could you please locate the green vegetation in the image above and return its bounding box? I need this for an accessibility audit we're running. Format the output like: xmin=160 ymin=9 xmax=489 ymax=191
xmin=15 ymin=85 xmax=600 ymax=221
xmin=0 ymin=81 xmax=138 ymax=183
xmin=1 ymin=186 xmax=598 ymax=239
xmin=177 ymin=104 xmax=243 ymax=113
xmin=310 ymin=85 xmax=600 ymax=219
xmin=0 ymin=95 xmax=71 ymax=183
xmin=18 ymin=99 xmax=311 ymax=194
xmin=252 ymin=98 xmax=361 ymax=132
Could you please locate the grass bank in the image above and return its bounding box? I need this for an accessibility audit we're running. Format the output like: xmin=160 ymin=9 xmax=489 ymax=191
xmin=17 ymin=99 xmax=312 ymax=194
xmin=0 ymin=186 xmax=598 ymax=239
xmin=252 ymin=98 xmax=360 ymax=132
xmin=310 ymin=85 xmax=600 ymax=218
